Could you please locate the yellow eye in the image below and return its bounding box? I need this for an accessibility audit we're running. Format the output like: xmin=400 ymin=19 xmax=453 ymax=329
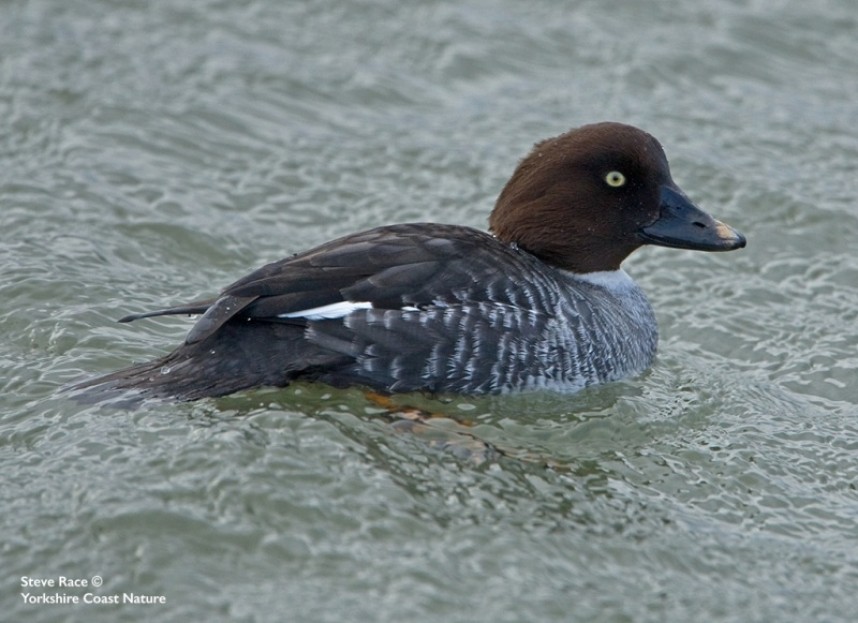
xmin=604 ymin=171 xmax=626 ymax=187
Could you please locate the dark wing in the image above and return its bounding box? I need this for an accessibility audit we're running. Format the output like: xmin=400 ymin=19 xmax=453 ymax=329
xmin=121 ymin=223 xmax=550 ymax=346
xmin=81 ymin=223 xmax=568 ymax=399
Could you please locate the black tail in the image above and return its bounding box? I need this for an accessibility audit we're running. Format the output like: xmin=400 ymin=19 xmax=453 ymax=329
xmin=66 ymin=322 xmax=349 ymax=405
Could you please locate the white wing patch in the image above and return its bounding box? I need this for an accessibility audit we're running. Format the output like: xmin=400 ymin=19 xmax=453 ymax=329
xmin=278 ymin=301 xmax=373 ymax=320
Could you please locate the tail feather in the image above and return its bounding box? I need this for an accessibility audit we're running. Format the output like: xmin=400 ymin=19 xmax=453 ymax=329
xmin=117 ymin=300 xmax=214 ymax=323
xmin=67 ymin=322 xmax=349 ymax=405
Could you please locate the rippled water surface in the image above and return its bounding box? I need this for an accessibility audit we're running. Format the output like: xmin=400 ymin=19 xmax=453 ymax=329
xmin=2 ymin=1 xmax=858 ymax=621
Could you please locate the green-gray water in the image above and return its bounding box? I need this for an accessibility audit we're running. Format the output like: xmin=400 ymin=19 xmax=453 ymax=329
xmin=2 ymin=1 xmax=857 ymax=621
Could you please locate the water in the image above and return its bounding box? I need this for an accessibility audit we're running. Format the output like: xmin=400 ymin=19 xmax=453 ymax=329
xmin=2 ymin=0 xmax=857 ymax=621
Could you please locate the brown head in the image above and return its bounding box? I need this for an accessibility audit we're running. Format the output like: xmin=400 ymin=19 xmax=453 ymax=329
xmin=489 ymin=122 xmax=745 ymax=273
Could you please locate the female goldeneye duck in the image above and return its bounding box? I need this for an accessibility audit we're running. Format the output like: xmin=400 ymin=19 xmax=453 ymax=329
xmin=70 ymin=122 xmax=746 ymax=402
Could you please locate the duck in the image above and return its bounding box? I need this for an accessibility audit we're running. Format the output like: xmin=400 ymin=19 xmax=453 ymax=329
xmin=70 ymin=122 xmax=746 ymax=402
